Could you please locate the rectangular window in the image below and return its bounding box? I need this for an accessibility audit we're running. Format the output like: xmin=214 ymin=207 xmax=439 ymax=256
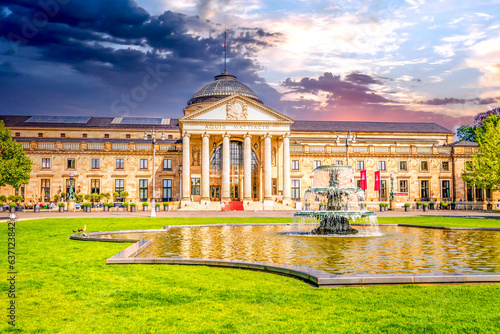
xmin=378 ymin=161 xmax=386 ymax=171
xmin=115 ymin=179 xmax=124 ymax=199
xmin=291 ymin=160 xmax=299 ymax=170
xmin=91 ymin=158 xmax=100 ymax=169
xmin=272 ymin=178 xmax=277 ymax=195
xmin=41 ymin=179 xmax=50 ymax=202
xmin=191 ymin=178 xmax=200 ymax=195
xmin=466 ymin=182 xmax=474 ymax=201
xmin=442 ymin=161 xmax=449 ymax=171
xmin=356 ymin=180 xmax=361 ymax=188
xmin=421 ymin=180 xmax=429 ymax=200
xmin=399 ymin=161 xmax=407 ymax=171
xmin=421 ymin=161 xmax=428 ymax=171
xmin=291 ymin=180 xmax=300 ymax=200
xmin=67 ymin=158 xmax=75 ymax=169
xmin=486 ymin=188 xmax=492 ymax=200
xmin=168 ymin=135 xmax=173 ymax=139
xmin=91 ymin=179 xmax=100 ymax=194
xmin=162 ymin=179 xmax=172 ymax=201
xmin=60 ymin=133 xmax=65 ymax=138
xmin=399 ymin=180 xmax=408 ymax=193
xmin=116 ymin=159 xmax=124 ymax=169
xmin=15 ymin=132 xmax=20 ymax=137
xmin=475 ymin=187 xmax=483 ymax=201
xmin=356 ymin=161 xmax=364 ymax=170
xmin=82 ymin=133 xmax=87 ymax=138
xmin=139 ymin=179 xmax=148 ymax=201
xmin=140 ymin=159 xmax=148 ymax=169
xmin=335 ymin=160 xmax=343 ymax=166
xmin=42 ymin=158 xmax=50 ymax=169
xmin=380 ymin=180 xmax=387 ymax=201
xmin=104 ymin=134 xmax=109 ymax=138
xmin=38 ymin=133 xmax=43 ymax=137
xmin=163 ymin=159 xmax=172 ymax=170
xmin=314 ymin=160 xmax=321 ymax=169
xmin=442 ymin=180 xmax=450 ymax=199
xmin=126 ymin=134 xmax=131 ymax=139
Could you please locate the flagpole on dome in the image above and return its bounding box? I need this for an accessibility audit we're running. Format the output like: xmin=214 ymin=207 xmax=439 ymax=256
xmin=224 ymin=29 xmax=227 ymax=74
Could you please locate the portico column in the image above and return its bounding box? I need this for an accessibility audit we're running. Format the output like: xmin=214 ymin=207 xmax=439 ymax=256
xmin=263 ymin=134 xmax=273 ymax=210
xmin=282 ymin=133 xmax=291 ymax=205
xmin=221 ymin=134 xmax=231 ymax=201
xmin=201 ymin=133 xmax=210 ymax=204
xmin=243 ymin=134 xmax=252 ymax=202
xmin=181 ymin=133 xmax=191 ymax=203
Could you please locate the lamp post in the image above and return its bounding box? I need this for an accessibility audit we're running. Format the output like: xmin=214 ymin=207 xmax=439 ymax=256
xmin=389 ymin=173 xmax=395 ymax=210
xmin=336 ymin=131 xmax=356 ymax=166
xmin=144 ymin=128 xmax=165 ymax=217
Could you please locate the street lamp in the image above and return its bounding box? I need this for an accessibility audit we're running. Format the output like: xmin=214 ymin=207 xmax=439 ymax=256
xmin=336 ymin=131 xmax=356 ymax=166
xmin=144 ymin=127 xmax=165 ymax=217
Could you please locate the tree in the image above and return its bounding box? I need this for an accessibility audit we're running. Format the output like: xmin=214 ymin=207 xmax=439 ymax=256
xmin=457 ymin=125 xmax=476 ymax=142
xmin=462 ymin=115 xmax=500 ymax=191
xmin=0 ymin=121 xmax=32 ymax=188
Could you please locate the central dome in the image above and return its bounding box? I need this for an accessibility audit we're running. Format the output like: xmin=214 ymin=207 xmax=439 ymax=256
xmin=188 ymin=73 xmax=262 ymax=105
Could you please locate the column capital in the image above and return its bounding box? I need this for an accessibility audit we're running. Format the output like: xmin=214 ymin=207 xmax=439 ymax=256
xmin=282 ymin=133 xmax=290 ymax=139
xmin=183 ymin=132 xmax=191 ymax=138
xmin=223 ymin=133 xmax=231 ymax=138
xmin=202 ymin=132 xmax=210 ymax=138
xmin=264 ymin=133 xmax=272 ymax=139
xmin=244 ymin=133 xmax=252 ymax=139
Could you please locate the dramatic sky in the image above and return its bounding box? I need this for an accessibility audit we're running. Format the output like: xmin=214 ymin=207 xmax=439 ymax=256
xmin=1 ymin=0 xmax=499 ymax=131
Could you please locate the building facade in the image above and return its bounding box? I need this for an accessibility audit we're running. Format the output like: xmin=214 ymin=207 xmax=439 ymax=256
xmin=1 ymin=72 xmax=498 ymax=210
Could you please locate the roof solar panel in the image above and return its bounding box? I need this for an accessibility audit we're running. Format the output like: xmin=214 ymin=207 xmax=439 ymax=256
xmin=26 ymin=116 xmax=91 ymax=124
xmin=119 ymin=117 xmax=164 ymax=125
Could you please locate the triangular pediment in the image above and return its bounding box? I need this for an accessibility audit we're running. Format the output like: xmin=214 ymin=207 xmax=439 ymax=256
xmin=179 ymin=94 xmax=294 ymax=124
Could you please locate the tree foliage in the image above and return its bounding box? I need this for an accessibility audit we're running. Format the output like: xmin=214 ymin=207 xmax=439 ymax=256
xmin=462 ymin=115 xmax=500 ymax=191
xmin=457 ymin=125 xmax=476 ymax=142
xmin=0 ymin=121 xmax=32 ymax=188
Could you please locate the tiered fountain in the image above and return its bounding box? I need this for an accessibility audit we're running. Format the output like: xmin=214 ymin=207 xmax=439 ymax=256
xmin=294 ymin=165 xmax=378 ymax=235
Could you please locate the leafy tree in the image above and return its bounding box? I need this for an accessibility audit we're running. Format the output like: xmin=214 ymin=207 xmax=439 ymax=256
xmin=462 ymin=115 xmax=500 ymax=191
xmin=0 ymin=121 xmax=32 ymax=188
xmin=457 ymin=125 xmax=476 ymax=142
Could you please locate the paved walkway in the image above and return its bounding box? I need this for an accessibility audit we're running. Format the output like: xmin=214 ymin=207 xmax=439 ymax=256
xmin=1 ymin=208 xmax=499 ymax=221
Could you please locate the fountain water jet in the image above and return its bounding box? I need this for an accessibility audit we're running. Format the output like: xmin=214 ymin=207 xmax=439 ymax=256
xmin=293 ymin=165 xmax=378 ymax=235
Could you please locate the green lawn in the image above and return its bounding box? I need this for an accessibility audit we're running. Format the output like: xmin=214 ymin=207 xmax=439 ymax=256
xmin=378 ymin=216 xmax=500 ymax=228
xmin=1 ymin=217 xmax=500 ymax=333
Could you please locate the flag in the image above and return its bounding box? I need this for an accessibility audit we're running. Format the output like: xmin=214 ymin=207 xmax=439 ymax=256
xmin=374 ymin=171 xmax=380 ymax=191
xmin=360 ymin=170 xmax=367 ymax=190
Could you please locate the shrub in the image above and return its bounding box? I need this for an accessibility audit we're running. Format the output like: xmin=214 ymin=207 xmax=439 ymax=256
xmin=360 ymin=203 xmax=367 ymax=207
xmin=0 ymin=202 xmax=3 ymax=206
xmin=122 ymin=202 xmax=129 ymax=207
xmin=54 ymin=194 xmax=60 ymax=201
xmin=58 ymin=202 xmax=65 ymax=207
xmin=305 ymin=202 xmax=311 ymax=206
xmin=429 ymin=202 xmax=435 ymax=205
xmin=82 ymin=202 xmax=92 ymax=207
xmin=9 ymin=202 xmax=17 ymax=208
xmin=451 ymin=202 xmax=456 ymax=205
xmin=379 ymin=203 xmax=385 ymax=207
xmin=404 ymin=203 xmax=411 ymax=207
xmin=113 ymin=192 xmax=120 ymax=199
xmin=0 ymin=195 xmax=6 ymax=202
xmin=76 ymin=194 xmax=84 ymax=202
xmin=422 ymin=203 xmax=429 ymax=207
xmin=8 ymin=195 xmax=16 ymax=202
xmin=130 ymin=203 xmax=136 ymax=207
xmin=120 ymin=191 xmax=129 ymax=200
xmin=416 ymin=202 xmax=422 ymax=206
xmin=84 ymin=194 xmax=91 ymax=201
xmin=155 ymin=203 xmax=161 ymax=207
xmin=60 ymin=192 xmax=66 ymax=198
xmin=142 ymin=202 xmax=149 ymax=207
xmin=163 ymin=202 xmax=169 ymax=206
xmin=441 ymin=203 xmax=449 ymax=208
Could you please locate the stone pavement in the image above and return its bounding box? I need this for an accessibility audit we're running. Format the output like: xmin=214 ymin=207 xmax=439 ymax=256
xmin=1 ymin=208 xmax=499 ymax=221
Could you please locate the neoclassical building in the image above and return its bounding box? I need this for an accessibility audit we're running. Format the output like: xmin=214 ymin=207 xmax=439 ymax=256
xmin=1 ymin=72 xmax=498 ymax=210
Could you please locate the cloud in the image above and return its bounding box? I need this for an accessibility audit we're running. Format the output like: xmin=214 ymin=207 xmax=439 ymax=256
xmin=418 ymin=97 xmax=497 ymax=105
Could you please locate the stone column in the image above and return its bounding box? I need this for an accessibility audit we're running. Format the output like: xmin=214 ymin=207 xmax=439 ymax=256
xmin=201 ymin=133 xmax=210 ymax=205
xmin=243 ymin=134 xmax=252 ymax=203
xmin=181 ymin=133 xmax=191 ymax=204
xmin=263 ymin=134 xmax=273 ymax=210
xmin=282 ymin=133 xmax=291 ymax=205
xmin=221 ymin=134 xmax=231 ymax=201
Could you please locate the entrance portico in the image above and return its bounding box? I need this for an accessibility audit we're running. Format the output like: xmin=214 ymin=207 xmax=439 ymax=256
xmin=179 ymin=94 xmax=294 ymax=210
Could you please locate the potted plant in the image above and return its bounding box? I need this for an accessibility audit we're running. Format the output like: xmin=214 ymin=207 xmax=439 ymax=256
xmin=58 ymin=202 xmax=65 ymax=212
xmin=360 ymin=202 xmax=367 ymax=210
xmin=9 ymin=202 xmax=16 ymax=213
xmin=103 ymin=202 xmax=109 ymax=212
xmin=155 ymin=202 xmax=160 ymax=212
xmin=113 ymin=192 xmax=120 ymax=202
xmin=34 ymin=203 xmax=40 ymax=212
xmin=304 ymin=202 xmax=311 ymax=210
xmin=82 ymin=202 xmax=92 ymax=212
xmin=122 ymin=202 xmax=129 ymax=212
xmin=441 ymin=202 xmax=449 ymax=210
xmin=120 ymin=191 xmax=129 ymax=203
xmin=130 ymin=202 xmax=137 ymax=212
xmin=429 ymin=202 xmax=435 ymax=210
xmin=76 ymin=194 xmax=84 ymax=202
xmin=450 ymin=202 xmax=456 ymax=210
xmin=404 ymin=203 xmax=411 ymax=212
xmin=416 ymin=201 xmax=422 ymax=209
xmin=54 ymin=194 xmax=60 ymax=202
xmin=142 ymin=202 xmax=149 ymax=211
xmin=379 ymin=203 xmax=384 ymax=212
xmin=60 ymin=192 xmax=66 ymax=200
xmin=0 ymin=202 xmax=4 ymax=212
xmin=0 ymin=195 xmax=6 ymax=212
xmin=422 ymin=202 xmax=429 ymax=212
xmin=319 ymin=202 xmax=325 ymax=210
xmin=163 ymin=202 xmax=169 ymax=211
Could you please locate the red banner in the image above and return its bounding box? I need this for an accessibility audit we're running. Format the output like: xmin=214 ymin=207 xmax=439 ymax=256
xmin=374 ymin=171 xmax=380 ymax=191
xmin=360 ymin=170 xmax=367 ymax=190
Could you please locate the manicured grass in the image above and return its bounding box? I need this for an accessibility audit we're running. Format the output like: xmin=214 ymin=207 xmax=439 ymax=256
xmin=1 ymin=217 xmax=500 ymax=333
xmin=378 ymin=216 xmax=500 ymax=228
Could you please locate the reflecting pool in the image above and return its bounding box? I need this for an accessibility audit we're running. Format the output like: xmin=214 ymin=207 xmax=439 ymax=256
xmin=111 ymin=224 xmax=500 ymax=275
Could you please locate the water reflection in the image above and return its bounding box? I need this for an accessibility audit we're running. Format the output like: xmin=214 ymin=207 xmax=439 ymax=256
xmin=123 ymin=225 xmax=500 ymax=275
